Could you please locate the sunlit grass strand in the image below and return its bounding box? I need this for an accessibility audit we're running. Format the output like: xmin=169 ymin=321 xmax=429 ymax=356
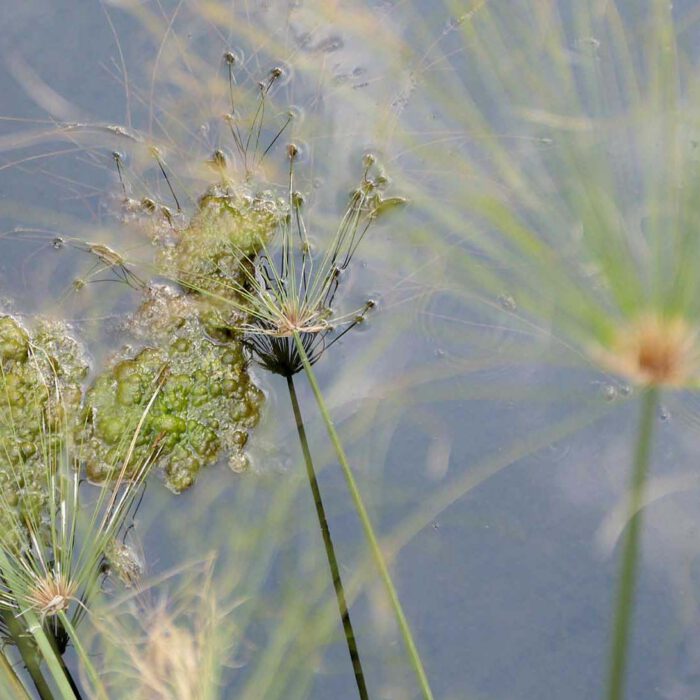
xmin=293 ymin=331 xmax=434 ymax=700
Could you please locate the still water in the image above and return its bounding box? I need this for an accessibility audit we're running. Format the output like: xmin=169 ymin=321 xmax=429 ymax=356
xmin=2 ymin=2 xmax=700 ymax=698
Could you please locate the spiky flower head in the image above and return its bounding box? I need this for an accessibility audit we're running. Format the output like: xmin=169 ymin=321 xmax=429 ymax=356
xmin=231 ymin=147 xmax=404 ymax=376
xmin=593 ymin=313 xmax=700 ymax=388
xmin=25 ymin=572 xmax=76 ymax=623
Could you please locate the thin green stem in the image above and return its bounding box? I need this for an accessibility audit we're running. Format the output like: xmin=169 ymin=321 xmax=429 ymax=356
xmin=54 ymin=650 xmax=83 ymax=700
xmin=0 ymin=644 xmax=32 ymax=699
xmin=23 ymin=610 xmax=77 ymax=700
xmin=1 ymin=610 xmax=54 ymax=700
xmin=39 ymin=626 xmax=83 ymax=700
xmin=293 ymin=332 xmax=434 ymax=700
xmin=286 ymin=375 xmax=369 ymax=700
xmin=605 ymin=387 xmax=658 ymax=700
xmin=58 ymin=612 xmax=107 ymax=700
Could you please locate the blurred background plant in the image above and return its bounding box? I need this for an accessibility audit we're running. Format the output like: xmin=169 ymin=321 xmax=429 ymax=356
xmin=361 ymin=1 xmax=700 ymax=698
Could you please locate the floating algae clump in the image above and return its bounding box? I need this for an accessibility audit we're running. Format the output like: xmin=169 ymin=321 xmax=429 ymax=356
xmin=159 ymin=186 xmax=283 ymax=291
xmin=103 ymin=539 xmax=143 ymax=588
xmin=82 ymin=286 xmax=263 ymax=493
xmin=157 ymin=185 xmax=285 ymax=331
xmin=80 ymin=178 xmax=278 ymax=492
xmin=0 ymin=316 xmax=88 ymax=535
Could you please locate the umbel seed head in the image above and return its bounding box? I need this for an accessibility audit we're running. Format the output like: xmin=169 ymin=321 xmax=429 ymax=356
xmin=233 ymin=152 xmax=400 ymax=377
xmin=27 ymin=573 xmax=76 ymax=621
xmin=594 ymin=313 xmax=699 ymax=387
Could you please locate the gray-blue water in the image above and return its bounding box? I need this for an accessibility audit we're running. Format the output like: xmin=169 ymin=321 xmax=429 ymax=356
xmin=2 ymin=2 xmax=700 ymax=699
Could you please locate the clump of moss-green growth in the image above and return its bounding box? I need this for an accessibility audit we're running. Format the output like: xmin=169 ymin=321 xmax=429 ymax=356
xmin=0 ymin=316 xmax=88 ymax=539
xmin=81 ymin=285 xmax=263 ymax=493
xmin=103 ymin=539 xmax=143 ymax=588
xmin=76 ymin=178 xmax=279 ymax=492
xmin=156 ymin=185 xmax=285 ymax=333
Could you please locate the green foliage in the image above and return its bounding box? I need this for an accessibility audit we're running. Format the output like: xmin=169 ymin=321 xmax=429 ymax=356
xmin=75 ymin=185 xmax=280 ymax=497
xmin=0 ymin=316 xmax=88 ymax=543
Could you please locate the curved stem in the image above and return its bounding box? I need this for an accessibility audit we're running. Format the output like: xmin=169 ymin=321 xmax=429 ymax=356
xmin=42 ymin=623 xmax=83 ymax=700
xmin=606 ymin=387 xmax=658 ymax=700
xmin=1 ymin=610 xmax=54 ymax=700
xmin=58 ymin=612 xmax=106 ymax=700
xmin=286 ymin=375 xmax=369 ymax=700
xmin=293 ymin=332 xmax=434 ymax=700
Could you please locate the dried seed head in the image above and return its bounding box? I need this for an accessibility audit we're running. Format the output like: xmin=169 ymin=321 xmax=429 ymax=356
xmin=89 ymin=243 xmax=125 ymax=267
xmin=593 ymin=313 xmax=699 ymax=387
xmin=273 ymin=299 xmax=329 ymax=337
xmin=160 ymin=206 xmax=173 ymax=225
xmin=27 ymin=573 xmax=76 ymax=621
xmin=223 ymin=51 xmax=237 ymax=65
xmin=239 ymin=158 xmax=400 ymax=377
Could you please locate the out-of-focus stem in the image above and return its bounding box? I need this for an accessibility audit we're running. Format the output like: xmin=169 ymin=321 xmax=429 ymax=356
xmin=606 ymin=387 xmax=658 ymax=700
